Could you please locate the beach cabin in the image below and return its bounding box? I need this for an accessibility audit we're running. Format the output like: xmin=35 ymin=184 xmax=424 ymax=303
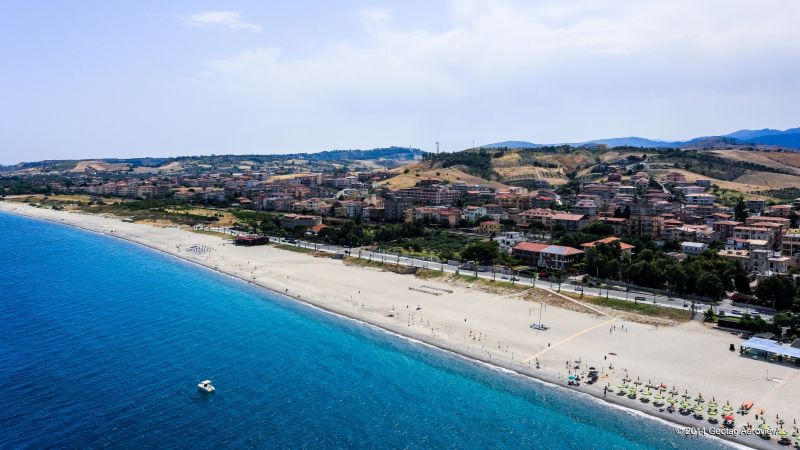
xmin=234 ymin=235 xmax=269 ymax=246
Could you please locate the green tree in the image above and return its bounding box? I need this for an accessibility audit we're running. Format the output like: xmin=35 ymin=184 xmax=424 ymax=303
xmin=696 ymin=272 xmax=724 ymax=300
xmin=461 ymin=241 xmax=500 ymax=265
xmin=733 ymin=272 xmax=752 ymax=295
xmin=734 ymin=197 xmax=749 ymax=222
xmin=754 ymin=275 xmax=797 ymax=311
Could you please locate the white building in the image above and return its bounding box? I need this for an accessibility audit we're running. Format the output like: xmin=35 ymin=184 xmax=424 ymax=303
xmin=493 ymin=232 xmax=527 ymax=253
xmin=685 ymin=193 xmax=715 ymax=206
xmin=681 ymin=241 xmax=708 ymax=255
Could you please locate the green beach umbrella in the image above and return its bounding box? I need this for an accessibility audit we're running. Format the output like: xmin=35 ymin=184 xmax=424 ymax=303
xmin=668 ymin=397 xmax=678 ymax=404
xmin=721 ymin=404 xmax=733 ymax=413
xmin=680 ymin=401 xmax=690 ymax=409
xmin=708 ymin=401 xmax=718 ymax=409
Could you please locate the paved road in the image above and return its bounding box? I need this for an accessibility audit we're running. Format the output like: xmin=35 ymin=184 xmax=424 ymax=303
xmin=197 ymin=230 xmax=774 ymax=321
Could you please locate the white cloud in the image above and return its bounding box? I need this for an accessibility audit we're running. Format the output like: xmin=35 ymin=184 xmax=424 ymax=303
xmin=196 ymin=0 xmax=800 ymax=145
xmin=182 ymin=10 xmax=262 ymax=32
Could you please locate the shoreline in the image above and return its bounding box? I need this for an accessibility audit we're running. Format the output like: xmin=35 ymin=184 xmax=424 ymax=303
xmin=0 ymin=203 xmax=788 ymax=449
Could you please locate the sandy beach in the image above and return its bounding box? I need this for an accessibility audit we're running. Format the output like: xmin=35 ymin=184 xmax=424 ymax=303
xmin=3 ymin=201 xmax=798 ymax=449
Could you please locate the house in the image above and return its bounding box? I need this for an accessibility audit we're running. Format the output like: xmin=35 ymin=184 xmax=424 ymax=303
xmin=629 ymin=215 xmax=663 ymax=238
xmin=745 ymin=216 xmax=791 ymax=229
xmin=409 ymin=207 xmax=460 ymax=226
xmin=337 ymin=200 xmax=365 ymax=219
xmin=685 ymin=193 xmax=716 ymax=206
xmin=478 ymin=220 xmax=501 ymax=235
xmin=531 ymin=195 xmax=556 ymax=209
xmin=517 ymin=208 xmax=556 ymax=228
xmin=766 ymin=205 xmax=793 ymax=217
xmin=665 ymin=172 xmax=687 ymax=183
xmin=712 ymin=220 xmax=742 ymax=239
xmin=551 ymin=213 xmax=588 ymax=232
xmin=571 ymin=199 xmax=598 ymax=217
xmin=512 ymin=242 xmax=585 ymax=270
xmin=280 ymin=214 xmax=322 ymax=230
xmin=580 ymin=236 xmax=635 ymax=255
xmin=718 ymin=248 xmax=791 ymax=276
xmin=681 ymin=241 xmax=708 ymax=255
xmin=695 ymin=179 xmax=711 ymax=187
xmin=597 ymin=217 xmax=628 ymax=236
xmin=463 ymin=205 xmax=488 ymax=222
xmin=493 ymin=232 xmax=527 ymax=253
xmin=732 ymin=226 xmax=774 ymax=246
xmin=746 ymin=199 xmax=767 ymax=213
xmin=396 ymin=186 xmax=460 ymax=206
xmin=782 ymin=231 xmax=800 ymax=262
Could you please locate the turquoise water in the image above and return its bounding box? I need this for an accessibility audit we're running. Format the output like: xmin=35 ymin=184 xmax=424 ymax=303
xmin=0 ymin=212 xmax=727 ymax=449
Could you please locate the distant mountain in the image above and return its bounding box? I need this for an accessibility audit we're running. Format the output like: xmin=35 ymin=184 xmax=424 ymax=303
xmin=580 ymin=137 xmax=676 ymax=148
xmin=738 ymin=133 xmax=800 ymax=149
xmin=724 ymin=128 xmax=786 ymax=140
xmin=479 ymin=127 xmax=800 ymax=150
xmin=480 ymin=141 xmax=542 ymax=149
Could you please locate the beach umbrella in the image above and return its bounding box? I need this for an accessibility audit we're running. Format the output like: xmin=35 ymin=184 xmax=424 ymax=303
xmin=618 ymin=383 xmax=628 ymax=391
xmin=723 ymin=415 xmax=734 ymax=421
xmin=759 ymin=423 xmax=771 ymax=433
xmin=641 ymin=389 xmax=651 ymax=397
xmin=668 ymin=397 xmax=678 ymax=404
xmin=708 ymin=401 xmax=718 ymax=409
xmin=722 ymin=404 xmax=733 ymax=413
xmin=680 ymin=401 xmax=690 ymax=409
xmin=568 ymin=375 xmax=577 ymax=380
xmin=777 ymin=428 xmax=789 ymax=439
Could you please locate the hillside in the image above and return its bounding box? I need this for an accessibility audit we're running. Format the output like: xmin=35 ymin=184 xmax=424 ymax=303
xmin=709 ymin=150 xmax=800 ymax=176
xmin=2 ymin=147 xmax=423 ymax=174
xmin=377 ymin=163 xmax=510 ymax=190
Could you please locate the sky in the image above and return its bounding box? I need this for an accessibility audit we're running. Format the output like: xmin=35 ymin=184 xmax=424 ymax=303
xmin=1 ymin=0 xmax=799 ymax=164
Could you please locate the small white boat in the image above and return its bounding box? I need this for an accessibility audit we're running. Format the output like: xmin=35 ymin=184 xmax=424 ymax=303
xmin=198 ymin=380 xmax=215 ymax=393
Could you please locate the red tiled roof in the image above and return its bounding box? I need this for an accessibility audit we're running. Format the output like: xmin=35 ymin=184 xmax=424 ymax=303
xmin=580 ymin=236 xmax=635 ymax=250
xmin=309 ymin=224 xmax=328 ymax=233
xmin=551 ymin=213 xmax=585 ymax=221
xmin=513 ymin=242 xmax=584 ymax=256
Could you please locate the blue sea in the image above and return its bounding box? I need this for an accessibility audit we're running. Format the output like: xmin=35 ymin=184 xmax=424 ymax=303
xmin=0 ymin=212 xmax=729 ymax=449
